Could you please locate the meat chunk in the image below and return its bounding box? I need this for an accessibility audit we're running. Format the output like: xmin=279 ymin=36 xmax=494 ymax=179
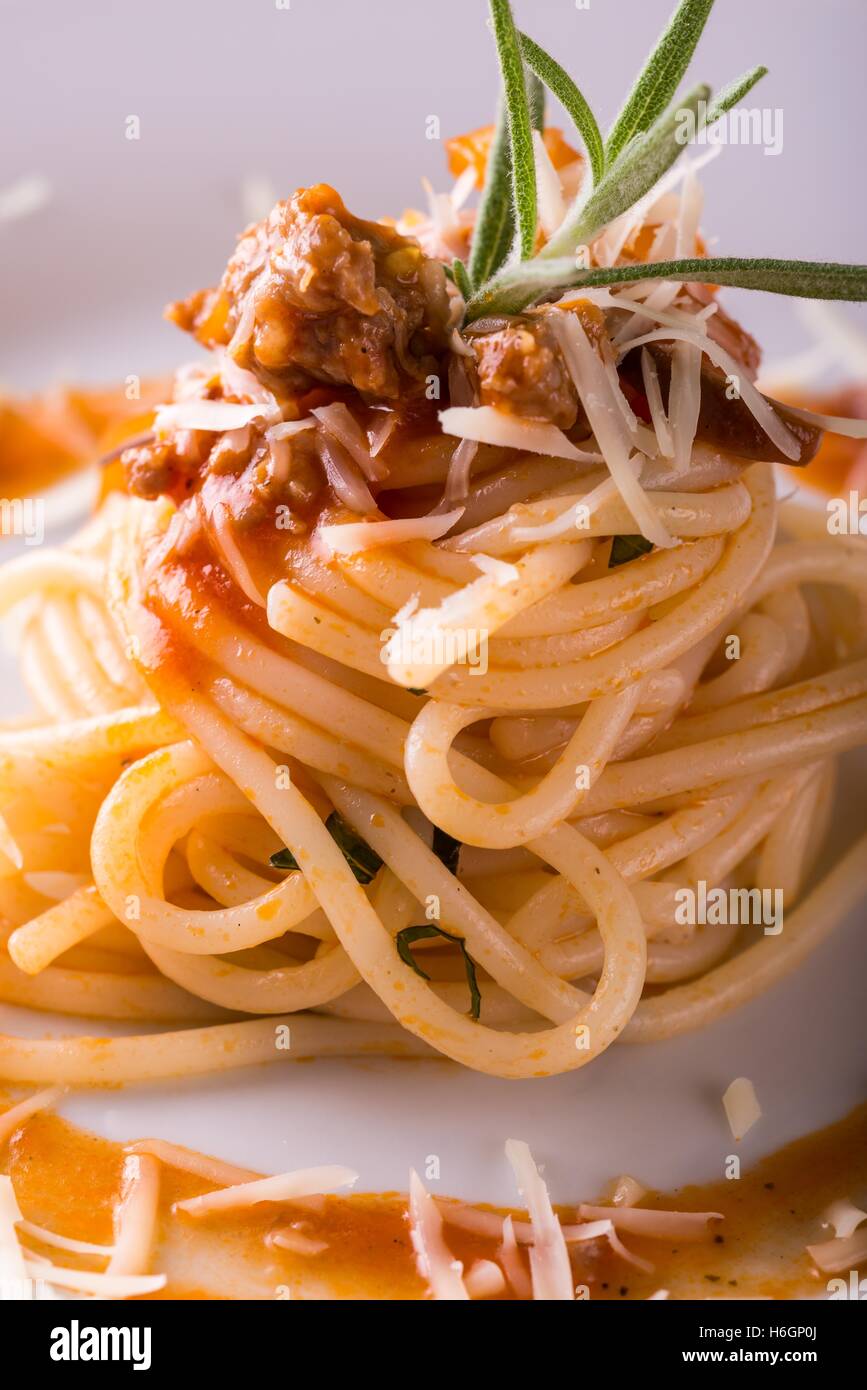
xmin=168 ymin=184 xmax=451 ymax=401
xmin=466 ymin=304 xmax=605 ymax=429
xmin=467 ymin=315 xmax=579 ymax=428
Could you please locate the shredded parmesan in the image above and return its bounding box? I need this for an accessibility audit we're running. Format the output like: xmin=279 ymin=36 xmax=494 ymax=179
xmin=774 ymin=400 xmax=867 ymax=440
xmin=722 ymin=1077 xmax=762 ymax=1141
xmin=567 ymin=1217 xmax=655 ymax=1272
xmin=174 ymin=1165 xmax=358 ymax=1218
xmin=313 ymin=403 xmax=388 ymax=482
xmin=0 ymin=815 xmax=23 ymax=872
xmin=471 ymin=553 xmax=520 ymax=586
xmin=608 ymin=1174 xmax=647 ymax=1208
xmin=368 ymin=412 xmax=398 ymax=457
xmin=505 ymin=1140 xmax=574 ymax=1300
xmin=267 ymin=419 xmax=317 ymax=441
xmin=806 ymin=1226 xmax=867 ymax=1275
xmin=318 ymin=434 xmax=378 ymax=513
xmin=439 ymin=405 xmax=602 ymax=463
xmin=821 ymin=1199 xmax=867 ymax=1241
xmin=154 ymin=400 xmax=275 ymax=435
xmin=207 ymin=501 xmax=267 ymax=606
xmin=497 ymin=1212 xmax=530 ymax=1295
xmin=17 ymin=1221 xmax=113 ymax=1258
xmin=499 ymin=1214 xmax=532 ymax=1298
xmin=408 ymin=1170 xmax=469 ymax=1300
xmin=441 ymin=437 xmax=478 ymax=506
xmin=22 ymin=871 xmax=89 ymax=901
xmin=669 ymin=341 xmax=703 ymax=473
xmin=551 ymin=313 xmax=675 ymax=547
xmin=268 ymin=1225 xmax=329 ymax=1257
xmin=641 ymin=347 xmax=674 ymax=458
xmin=617 ymin=327 xmax=801 ymax=460
xmin=510 ymin=471 xmax=622 ymax=545
xmin=319 ymin=509 xmax=464 ymax=556
xmin=107 ymin=1154 xmax=161 ymax=1278
xmin=0 ymin=1176 xmax=31 ymax=1300
xmin=465 ymin=1258 xmax=507 ymax=1299
xmin=578 ymin=1203 xmax=723 ymax=1241
xmin=127 ymin=1138 xmax=259 ymax=1187
xmin=23 ymin=1260 xmax=166 ymax=1298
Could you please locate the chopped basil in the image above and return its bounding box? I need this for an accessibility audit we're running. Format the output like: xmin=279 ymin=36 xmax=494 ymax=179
xmin=270 ymin=845 xmax=301 ymax=872
xmin=327 ymin=812 xmax=383 ymax=884
xmin=270 ymin=812 xmax=383 ymax=885
xmin=395 ymin=924 xmax=482 ymax=1021
xmin=609 ymin=534 xmax=654 ymax=568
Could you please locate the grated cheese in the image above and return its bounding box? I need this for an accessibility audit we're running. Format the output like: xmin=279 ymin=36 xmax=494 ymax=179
xmin=408 ymin=1170 xmax=469 ymax=1300
xmin=821 ymin=1198 xmax=867 ymax=1241
xmin=465 ymin=1258 xmax=507 ymax=1299
xmin=669 ymin=340 xmax=703 ymax=474
xmin=319 ymin=509 xmax=464 ymax=556
xmin=471 ymin=553 xmax=520 ymax=586
xmin=154 ymin=400 xmax=276 ymax=435
xmin=23 ymin=1259 xmax=166 ymax=1298
xmin=439 ymin=405 xmax=602 ymax=463
xmin=17 ymin=1221 xmax=114 ymax=1258
xmin=0 ymin=1176 xmax=31 ymax=1300
xmin=107 ymin=1154 xmax=161 ymax=1278
xmin=775 ymin=400 xmax=867 ymax=440
xmin=551 ymin=312 xmax=675 ymax=547
xmin=608 ymin=1174 xmax=647 ymax=1208
xmin=499 ymin=1214 xmax=532 ymax=1298
xmin=616 ymin=327 xmax=802 ymax=460
xmin=267 ymin=419 xmax=316 ymax=441
xmin=207 ymin=501 xmax=266 ymax=607
xmin=806 ymin=1226 xmax=867 ymax=1275
xmin=722 ymin=1077 xmax=762 ymax=1141
xmin=313 ymin=403 xmax=388 ymax=482
xmin=268 ymin=1226 xmax=329 ymax=1257
xmin=505 ymin=1140 xmax=574 ymax=1300
xmin=578 ymin=1203 xmax=723 ymax=1240
xmin=641 ymin=347 xmax=674 ymax=458
xmin=174 ymin=1164 xmax=358 ymax=1217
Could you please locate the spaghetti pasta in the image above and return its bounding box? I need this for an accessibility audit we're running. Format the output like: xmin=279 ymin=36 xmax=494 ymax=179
xmin=2 ymin=115 xmax=866 ymax=1092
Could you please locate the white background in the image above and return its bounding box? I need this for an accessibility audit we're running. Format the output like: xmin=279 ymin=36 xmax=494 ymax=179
xmin=1 ymin=0 xmax=865 ymax=388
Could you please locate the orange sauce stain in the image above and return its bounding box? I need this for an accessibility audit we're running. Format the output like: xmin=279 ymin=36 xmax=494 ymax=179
xmin=1 ymin=1096 xmax=864 ymax=1300
xmin=776 ymin=384 xmax=867 ymax=498
xmin=0 ymin=379 xmax=171 ymax=503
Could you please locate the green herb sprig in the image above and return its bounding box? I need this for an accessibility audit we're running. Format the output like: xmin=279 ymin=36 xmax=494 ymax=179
xmin=604 ymin=0 xmax=714 ymax=164
xmin=396 ymin=924 xmax=482 ymax=1020
xmin=609 ymin=534 xmax=654 ymax=567
xmin=461 ymin=0 xmax=867 ymax=320
xmin=489 ymin=0 xmax=537 ymax=260
xmin=271 ymin=812 xmax=383 ymax=885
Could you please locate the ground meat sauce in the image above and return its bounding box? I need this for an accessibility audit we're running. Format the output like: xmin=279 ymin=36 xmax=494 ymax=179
xmin=465 ymin=302 xmax=607 ymax=430
xmin=168 ymin=184 xmax=451 ymax=400
xmin=468 ymin=315 xmax=580 ymax=428
xmin=122 ymin=185 xmax=820 ymax=520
